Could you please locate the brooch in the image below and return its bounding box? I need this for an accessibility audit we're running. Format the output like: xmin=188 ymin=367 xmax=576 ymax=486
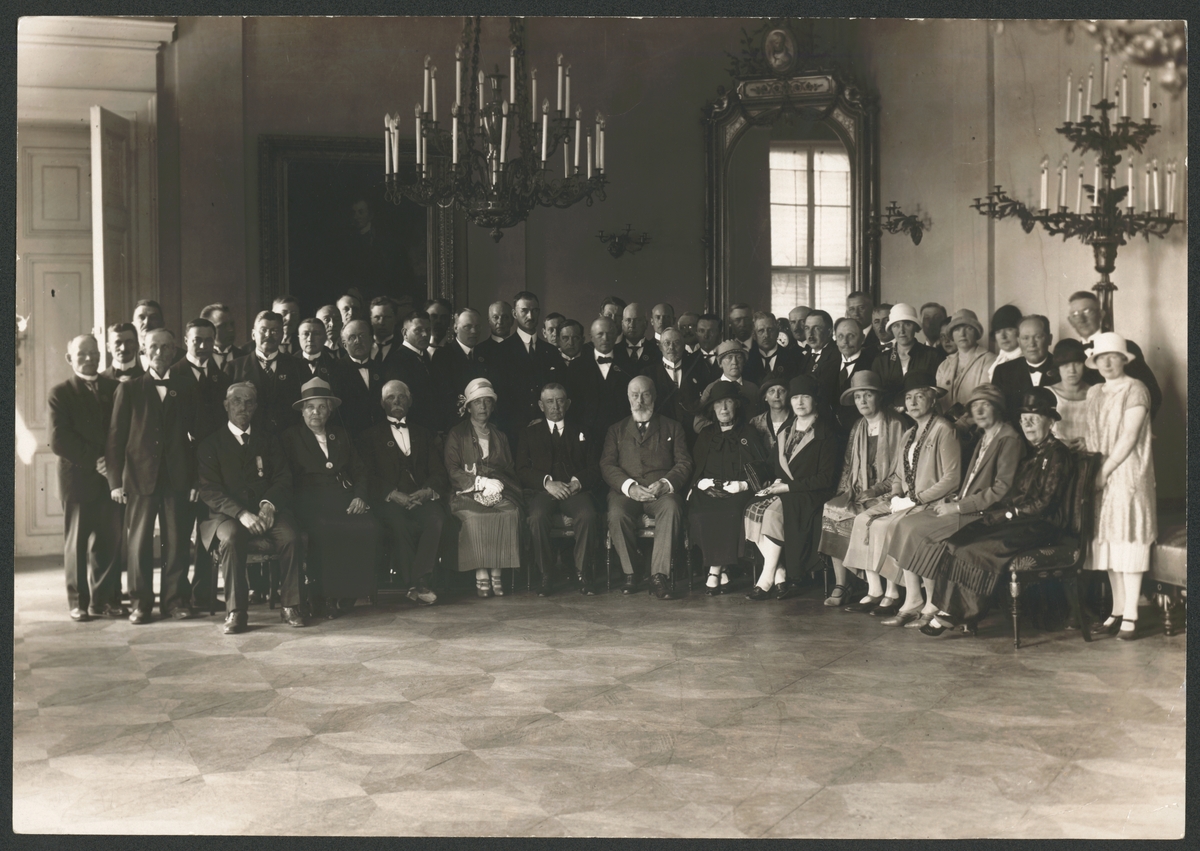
xmin=373 ymin=374 xmax=380 ymax=382
xmin=740 ymin=438 xmax=747 ymax=445
xmin=277 ymin=373 xmax=286 ymax=380
xmin=325 ymin=461 xmax=333 ymax=469
xmin=387 ymin=440 xmax=395 ymax=448
xmin=328 ymin=433 xmax=336 ymax=440
xmin=168 ymin=390 xmax=177 ymax=397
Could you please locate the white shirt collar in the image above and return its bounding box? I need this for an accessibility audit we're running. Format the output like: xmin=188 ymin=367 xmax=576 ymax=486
xmin=841 ymin=353 xmax=861 ymax=366
xmin=685 ymin=343 xmax=697 ymax=353
xmin=759 ymin=346 xmax=778 ymax=359
xmin=148 ymin=368 xmax=168 ymax=381
xmin=228 ymin=421 xmax=250 ymax=439
xmin=723 ymin=376 xmax=744 ymax=385
xmin=547 ymin=419 xmax=564 ymax=433
xmin=594 ymin=348 xmax=615 ymax=362
xmin=663 ymin=358 xmax=681 ymax=370
xmin=302 ymin=350 xmax=323 ymax=361
xmin=1026 ymin=357 xmax=1050 ymax=369
xmin=457 ymin=339 xmax=473 ymax=357
xmin=491 ymin=333 xmax=506 ymax=343
xmin=257 ymin=350 xmax=278 ymax=362
xmin=516 ymin=327 xmax=536 ymax=347
xmin=403 ymin=340 xmax=424 ymax=355
xmin=186 ymin=355 xmax=208 ymax=370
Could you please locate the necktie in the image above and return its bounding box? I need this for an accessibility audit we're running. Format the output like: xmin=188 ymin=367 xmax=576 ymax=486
xmin=388 ymin=418 xmax=407 ymax=429
xmin=84 ymin=380 xmax=100 ymax=403
xmin=260 ymin=358 xmax=275 ymax=373
xmin=597 ymin=356 xmax=613 ymax=364
xmin=527 ymin=338 xmax=534 ymax=355
xmin=666 ymin=364 xmax=680 ymax=387
xmin=420 ymin=351 xmax=430 ymax=366
xmin=238 ymin=432 xmax=248 ymax=446
xmin=637 ymin=421 xmax=647 ymax=437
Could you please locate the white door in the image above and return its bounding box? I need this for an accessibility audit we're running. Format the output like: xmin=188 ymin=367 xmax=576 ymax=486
xmin=15 ymin=123 xmax=94 ymax=555
xmin=91 ymin=105 xmax=134 ymax=358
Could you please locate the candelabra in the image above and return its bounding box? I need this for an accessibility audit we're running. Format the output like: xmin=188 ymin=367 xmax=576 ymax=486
xmin=971 ymin=62 xmax=1180 ymax=332
xmin=597 ymin=224 xmax=651 ymax=258
xmin=870 ymin=201 xmax=927 ymax=245
xmin=383 ymin=17 xmax=608 ymax=242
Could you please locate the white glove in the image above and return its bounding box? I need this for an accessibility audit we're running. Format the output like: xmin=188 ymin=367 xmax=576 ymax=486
xmin=889 ymin=496 xmax=916 ymax=513
xmin=723 ymin=480 xmax=748 ymax=494
xmin=697 ymin=478 xmax=716 ymax=491
xmin=479 ymin=477 xmax=504 ymax=499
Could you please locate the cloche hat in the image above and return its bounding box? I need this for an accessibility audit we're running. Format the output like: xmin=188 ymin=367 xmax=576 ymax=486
xmin=1084 ymin=332 xmax=1137 ymax=369
xmin=838 ymin=370 xmax=884 ymax=406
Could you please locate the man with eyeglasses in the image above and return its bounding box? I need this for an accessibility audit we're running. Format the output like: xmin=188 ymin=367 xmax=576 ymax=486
xmin=1065 ymin=291 xmax=1161 ymax=420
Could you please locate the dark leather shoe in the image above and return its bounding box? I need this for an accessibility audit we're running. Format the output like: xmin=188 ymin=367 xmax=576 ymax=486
xmin=577 ymin=573 xmax=595 ymax=596
xmin=1116 ymin=620 xmax=1143 ymax=641
xmin=90 ymin=604 xmax=129 ymax=619
xmin=919 ymin=622 xmax=948 ymax=637
xmin=281 ymin=606 xmax=306 ymax=628
xmin=1090 ymin=617 xmax=1122 ymax=637
xmin=871 ymin=597 xmax=903 ymax=617
xmin=842 ymin=595 xmax=882 ymax=614
xmin=248 ymin=590 xmax=266 ymax=606
xmin=128 ymin=608 xmax=151 ymax=625
xmin=746 ymin=586 xmax=773 ymax=601
xmin=621 ymin=573 xmax=638 ymax=595
xmin=169 ymin=607 xmax=196 ymax=621
xmin=537 ymin=579 xmax=553 ymax=597
xmin=773 ymin=582 xmax=801 ymax=601
xmin=649 ymin=573 xmax=682 ymax=600
xmin=223 ymin=612 xmax=248 ymax=635
xmin=69 ymin=607 xmax=91 ymax=622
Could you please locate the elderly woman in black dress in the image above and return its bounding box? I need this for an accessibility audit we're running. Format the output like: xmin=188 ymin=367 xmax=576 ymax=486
xmin=916 ymin=388 xmax=1074 ymax=636
xmin=817 ymin=370 xmax=908 ymax=606
xmin=688 ymin=381 xmax=769 ymax=594
xmin=743 ymin=375 xmax=840 ymax=600
xmin=282 ymin=377 xmax=382 ymax=618
xmin=444 ymin=377 xmax=525 ymax=597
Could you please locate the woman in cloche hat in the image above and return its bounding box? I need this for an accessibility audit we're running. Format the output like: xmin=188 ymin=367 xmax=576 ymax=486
xmin=1082 ymin=332 xmax=1156 ymax=640
xmin=817 ymin=370 xmax=908 ymax=606
xmin=935 ymin=308 xmax=996 ymax=420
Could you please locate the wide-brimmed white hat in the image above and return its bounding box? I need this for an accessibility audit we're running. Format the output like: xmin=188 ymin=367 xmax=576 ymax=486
xmin=886 ymin=303 xmax=921 ymax=331
xmin=462 ymin=377 xmax=498 ymax=406
xmin=1085 ymin=332 xmax=1137 ymax=369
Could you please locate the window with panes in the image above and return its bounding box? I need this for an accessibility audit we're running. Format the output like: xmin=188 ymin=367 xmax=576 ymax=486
xmin=769 ymin=144 xmax=852 ymax=320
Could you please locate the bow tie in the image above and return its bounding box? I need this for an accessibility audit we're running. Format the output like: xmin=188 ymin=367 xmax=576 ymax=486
xmin=152 ymin=379 xmax=169 ymax=387
xmin=115 ymin=367 xmax=137 ymax=376
xmin=388 ymin=418 xmax=408 ymax=429
xmin=597 ymin=356 xmax=613 ymax=364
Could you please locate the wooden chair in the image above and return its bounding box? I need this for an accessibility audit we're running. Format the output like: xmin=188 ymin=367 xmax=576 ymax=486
xmin=604 ymin=515 xmax=694 ymax=593
xmin=1006 ymin=449 xmax=1100 ymax=649
xmin=207 ymin=535 xmax=281 ymax=616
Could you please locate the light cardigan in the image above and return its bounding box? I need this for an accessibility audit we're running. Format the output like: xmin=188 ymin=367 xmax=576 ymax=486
xmin=936 ymin=347 xmax=997 ymax=411
xmin=879 ymin=415 xmax=961 ymax=506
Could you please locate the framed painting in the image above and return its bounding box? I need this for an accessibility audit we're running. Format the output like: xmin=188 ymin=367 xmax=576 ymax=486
xmin=258 ymin=134 xmax=465 ymax=316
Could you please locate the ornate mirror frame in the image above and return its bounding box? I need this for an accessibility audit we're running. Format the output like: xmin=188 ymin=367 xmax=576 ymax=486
xmin=259 ymin=134 xmax=466 ymax=310
xmin=703 ymin=33 xmax=879 ymax=317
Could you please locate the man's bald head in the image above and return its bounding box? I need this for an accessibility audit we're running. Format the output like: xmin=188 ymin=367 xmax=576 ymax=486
xmin=590 ymin=317 xmax=617 ymax=354
xmin=622 ymin=303 xmax=648 ymax=342
xmin=487 ymin=301 xmax=513 ymax=339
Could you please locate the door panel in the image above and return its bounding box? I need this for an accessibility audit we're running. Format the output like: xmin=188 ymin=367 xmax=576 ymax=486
xmin=91 ymin=105 xmax=133 ymax=348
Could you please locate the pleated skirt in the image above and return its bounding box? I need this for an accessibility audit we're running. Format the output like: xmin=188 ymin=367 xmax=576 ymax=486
xmin=451 ymin=495 xmax=522 ymax=571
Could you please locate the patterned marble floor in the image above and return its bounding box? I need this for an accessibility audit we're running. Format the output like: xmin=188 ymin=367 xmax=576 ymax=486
xmin=13 ymin=557 xmax=1185 ymax=837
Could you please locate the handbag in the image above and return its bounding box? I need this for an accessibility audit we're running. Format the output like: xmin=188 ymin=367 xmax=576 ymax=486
xmin=743 ymin=462 xmax=764 ymax=494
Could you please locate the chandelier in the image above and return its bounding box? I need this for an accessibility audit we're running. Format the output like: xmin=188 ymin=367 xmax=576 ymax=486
xmin=971 ymin=56 xmax=1182 ymax=332
xmin=383 ymin=17 xmax=609 ymax=242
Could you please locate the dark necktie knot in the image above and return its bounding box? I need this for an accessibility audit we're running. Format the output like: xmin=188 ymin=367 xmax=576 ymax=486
xmin=388 ymin=418 xmax=407 ymax=429
xmin=152 ymin=379 xmax=169 ymax=387
xmin=597 ymin=356 xmax=613 ymax=364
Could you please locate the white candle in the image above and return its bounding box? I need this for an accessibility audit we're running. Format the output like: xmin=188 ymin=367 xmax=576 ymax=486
xmin=586 ymin=132 xmax=593 ymax=179
xmin=1076 ymin=83 xmax=1083 ymax=122
xmin=1085 ymin=66 xmax=1093 ymax=114
xmin=478 ymin=69 xmax=485 ymax=115
xmin=600 ymin=121 xmax=605 ymax=171
xmin=565 ymin=66 xmax=571 ymax=117
xmin=556 ymin=54 xmax=563 ymax=112
xmin=423 ymin=56 xmax=431 ymax=114
xmin=573 ymin=110 xmax=581 ymax=169
xmin=531 ymin=70 xmax=537 ymax=123
xmin=1092 ymin=160 xmax=1100 ymax=206
xmin=1075 ymin=164 xmax=1083 ymax=213
xmin=414 ymin=104 xmax=422 ymax=166
xmin=1058 ymin=160 xmax=1067 ymax=208
xmin=500 ymin=101 xmax=508 ymax=165
xmin=384 ymin=115 xmax=391 ymax=175
xmin=421 ymin=135 xmax=427 ymax=175
xmin=540 ymin=99 xmax=549 ymax=162
xmin=1153 ymin=159 xmax=1160 ymax=210
xmin=1168 ymin=162 xmax=1176 ymax=215
xmin=431 ymin=67 xmax=438 ymax=123
xmin=509 ymin=48 xmax=516 ymax=104
xmin=1120 ymin=66 xmax=1128 ymax=117
xmin=1143 ymin=162 xmax=1151 ymax=211
xmin=1039 ymin=157 xmax=1048 ymax=210
xmin=1127 ymin=160 xmax=1135 ymax=209
xmin=451 ymin=105 xmax=459 ymax=165
xmin=1143 ymin=71 xmax=1151 ymax=120
xmin=391 ymin=119 xmax=399 ymax=175
xmin=564 ymin=141 xmax=569 ymax=179
xmin=455 ymin=45 xmax=462 ymax=107
xmin=1065 ymin=71 xmax=1072 ymax=122
xmin=1100 ymin=54 xmax=1108 ymax=101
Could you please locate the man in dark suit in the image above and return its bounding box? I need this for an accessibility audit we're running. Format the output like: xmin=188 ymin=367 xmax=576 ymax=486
xmin=430 ymin=308 xmax=491 ymax=431
xmin=517 ymin=383 xmax=601 ymax=596
xmin=330 ymin=319 xmax=386 ymax=435
xmin=391 ymin=314 xmax=438 ymax=432
xmin=601 ymin=376 xmax=694 ymax=599
xmin=846 ymin=291 xmax=882 ymax=364
xmin=992 ymin=315 xmax=1061 ymax=425
xmin=316 ymin=304 xmax=346 ymax=360
xmin=50 ymin=334 xmax=124 ymax=621
xmin=225 ymin=310 xmax=304 ymax=436
xmin=831 ymin=317 xmax=875 ymax=433
xmin=492 ymin=291 xmax=563 ymax=441
xmin=571 ymin=317 xmax=634 ymax=442
xmin=692 ymin=314 xmax=724 ymax=386
xmin=1066 ymin=290 xmax=1162 ymax=420
xmin=101 ymin=322 xmax=143 ymax=382
xmin=106 ymin=328 xmax=199 ymax=623
xmin=360 ymin=380 xmax=450 ymax=605
xmin=294 ymin=317 xmax=341 ymax=384
xmin=646 ymin=328 xmax=704 ymax=447
xmin=369 ymin=296 xmax=405 ymax=373
xmin=744 ymin=311 xmax=802 ymax=385
xmin=799 ymin=309 xmax=841 ymax=414
xmin=173 ymin=317 xmax=234 ymax=612
xmin=201 ymin=303 xmax=250 ymax=371
xmin=196 ymin=381 xmax=304 ymax=633
xmin=618 ymin=302 xmax=659 ymax=374
xmin=272 ymin=296 xmax=302 ymax=357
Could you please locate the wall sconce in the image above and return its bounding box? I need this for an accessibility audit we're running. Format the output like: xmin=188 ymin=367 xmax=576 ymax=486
xmin=597 ymin=224 xmax=651 ymax=258
xmin=870 ymin=201 xmax=929 ymax=245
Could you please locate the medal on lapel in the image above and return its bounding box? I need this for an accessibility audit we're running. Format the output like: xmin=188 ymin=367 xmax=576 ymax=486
xmin=256 ymin=456 xmax=264 ymax=478
xmin=168 ymin=390 xmax=177 ymax=397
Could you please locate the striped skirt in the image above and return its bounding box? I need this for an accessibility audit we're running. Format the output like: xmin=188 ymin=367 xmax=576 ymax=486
xmin=451 ymin=495 xmax=522 ymax=571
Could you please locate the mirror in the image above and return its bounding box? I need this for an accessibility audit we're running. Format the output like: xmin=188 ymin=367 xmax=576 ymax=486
xmin=704 ymin=54 xmax=878 ymax=320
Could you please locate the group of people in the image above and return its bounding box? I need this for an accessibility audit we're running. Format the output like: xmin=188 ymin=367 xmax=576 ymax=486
xmin=49 ymin=285 xmax=1159 ymax=639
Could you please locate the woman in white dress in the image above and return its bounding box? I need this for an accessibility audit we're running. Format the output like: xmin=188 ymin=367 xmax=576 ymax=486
xmin=1083 ymin=333 xmax=1156 ymax=641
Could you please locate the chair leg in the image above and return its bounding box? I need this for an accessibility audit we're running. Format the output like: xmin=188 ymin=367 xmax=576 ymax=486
xmin=1160 ymin=586 xmax=1175 ymax=636
xmin=269 ymin=560 xmax=280 ymax=610
xmin=209 ymin=545 xmax=219 ymax=617
xmin=605 ymin=532 xmax=612 ymax=593
xmin=1010 ymin=570 xmax=1022 ymax=650
xmin=1066 ymin=573 xmax=1091 ymax=642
